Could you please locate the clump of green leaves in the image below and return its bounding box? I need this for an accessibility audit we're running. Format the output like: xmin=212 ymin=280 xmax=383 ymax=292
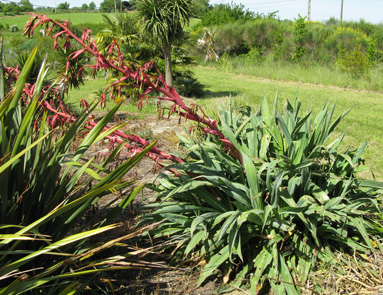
xmin=337 ymin=45 xmax=370 ymax=77
xmin=141 ymin=96 xmax=383 ymax=294
xmin=291 ymin=15 xmax=307 ymax=62
xmin=367 ymin=36 xmax=377 ymax=65
xmin=0 ymin=48 xmax=152 ymax=294
xmin=200 ymin=2 xmax=254 ymax=27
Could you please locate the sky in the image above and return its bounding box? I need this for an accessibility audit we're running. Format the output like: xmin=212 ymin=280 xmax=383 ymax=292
xmin=26 ymin=0 xmax=383 ymax=24
xmin=210 ymin=0 xmax=383 ymax=24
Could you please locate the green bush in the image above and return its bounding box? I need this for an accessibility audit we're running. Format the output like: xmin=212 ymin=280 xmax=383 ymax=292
xmin=8 ymin=25 xmax=19 ymax=32
xmin=175 ymin=77 xmax=205 ymax=98
xmin=213 ymin=22 xmax=249 ymax=55
xmin=325 ymin=26 xmax=369 ymax=54
xmin=0 ymin=23 xmax=8 ymax=31
xmin=141 ymin=96 xmax=383 ymax=294
xmin=195 ymin=16 xmax=383 ymax=69
xmin=243 ymin=18 xmax=280 ymax=52
xmin=337 ymin=45 xmax=370 ymax=77
xmin=291 ymin=15 xmax=307 ymax=62
xmin=70 ymin=22 xmax=108 ymax=36
xmin=200 ymin=2 xmax=254 ymax=27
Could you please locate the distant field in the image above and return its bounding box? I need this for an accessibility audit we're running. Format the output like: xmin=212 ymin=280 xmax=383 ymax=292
xmin=67 ymin=77 xmax=157 ymax=119
xmin=0 ymin=12 xmax=107 ymax=29
xmin=0 ymin=13 xmax=199 ymax=31
xmin=194 ymin=66 xmax=383 ymax=179
xmin=185 ymin=17 xmax=201 ymax=31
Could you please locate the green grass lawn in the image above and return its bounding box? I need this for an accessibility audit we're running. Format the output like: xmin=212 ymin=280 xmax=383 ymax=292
xmin=68 ymin=66 xmax=383 ymax=179
xmin=0 ymin=12 xmax=107 ymax=28
xmin=194 ymin=66 xmax=383 ymax=179
xmin=67 ymin=76 xmax=157 ymax=119
xmin=184 ymin=17 xmax=201 ymax=31
xmin=208 ymin=56 xmax=383 ymax=93
xmin=0 ymin=13 xmax=199 ymax=32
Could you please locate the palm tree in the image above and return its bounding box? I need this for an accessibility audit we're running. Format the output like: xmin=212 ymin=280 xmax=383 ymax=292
xmin=137 ymin=0 xmax=191 ymax=87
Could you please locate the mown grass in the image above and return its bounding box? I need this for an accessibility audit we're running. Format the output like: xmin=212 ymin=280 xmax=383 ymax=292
xmin=184 ymin=17 xmax=201 ymax=32
xmin=0 ymin=13 xmax=200 ymax=31
xmin=193 ymin=66 xmax=383 ymax=179
xmin=68 ymin=66 xmax=383 ymax=179
xmin=211 ymin=55 xmax=383 ymax=92
xmin=0 ymin=12 xmax=107 ymax=28
xmin=67 ymin=77 xmax=157 ymax=119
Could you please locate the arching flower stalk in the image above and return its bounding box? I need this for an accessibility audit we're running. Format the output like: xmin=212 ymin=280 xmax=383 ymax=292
xmin=23 ymin=13 xmax=240 ymax=163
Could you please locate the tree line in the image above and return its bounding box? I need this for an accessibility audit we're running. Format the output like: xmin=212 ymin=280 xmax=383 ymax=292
xmin=0 ymin=0 xmax=136 ymax=14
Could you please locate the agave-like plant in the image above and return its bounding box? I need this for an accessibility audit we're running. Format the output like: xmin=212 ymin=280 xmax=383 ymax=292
xmin=0 ymin=47 xmax=156 ymax=294
xmin=141 ymin=96 xmax=383 ymax=294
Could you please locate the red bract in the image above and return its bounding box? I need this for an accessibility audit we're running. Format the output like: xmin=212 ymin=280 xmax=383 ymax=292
xmin=81 ymin=28 xmax=92 ymax=43
xmin=22 ymin=13 xmax=241 ymax=165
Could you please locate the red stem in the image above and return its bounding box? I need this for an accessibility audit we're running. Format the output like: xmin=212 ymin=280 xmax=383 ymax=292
xmin=24 ymin=13 xmax=239 ymax=163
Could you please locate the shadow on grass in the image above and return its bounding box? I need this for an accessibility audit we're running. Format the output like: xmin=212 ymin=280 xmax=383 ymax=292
xmin=201 ymin=90 xmax=240 ymax=99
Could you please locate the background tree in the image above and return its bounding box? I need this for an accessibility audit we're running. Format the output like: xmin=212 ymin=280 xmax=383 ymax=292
xmin=3 ymin=2 xmax=21 ymax=15
xmin=191 ymin=0 xmax=209 ymax=18
xmin=57 ymin=2 xmax=70 ymax=10
xmin=201 ymin=2 xmax=254 ymax=26
xmin=100 ymin=0 xmax=121 ymax=12
xmin=89 ymin=1 xmax=96 ymax=10
xmin=19 ymin=0 xmax=33 ymax=12
xmin=81 ymin=3 xmax=88 ymax=10
xmin=137 ymin=0 xmax=191 ymax=87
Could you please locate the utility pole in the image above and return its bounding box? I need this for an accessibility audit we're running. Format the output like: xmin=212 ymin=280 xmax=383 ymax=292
xmin=340 ymin=0 xmax=344 ymax=22
xmin=307 ymin=0 xmax=311 ymax=21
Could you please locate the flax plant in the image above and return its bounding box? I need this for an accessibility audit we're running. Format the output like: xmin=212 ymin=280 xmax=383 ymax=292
xmin=0 ymin=48 xmax=154 ymax=294
xmin=142 ymin=96 xmax=383 ymax=294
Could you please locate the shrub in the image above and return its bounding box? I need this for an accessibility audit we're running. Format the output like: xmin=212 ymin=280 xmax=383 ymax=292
xmin=325 ymin=27 xmax=368 ymax=54
xmin=291 ymin=15 xmax=307 ymax=62
xmin=0 ymin=23 xmax=8 ymax=31
xmin=175 ymin=77 xmax=205 ymax=98
xmin=242 ymin=18 xmax=280 ymax=51
xmin=242 ymin=47 xmax=265 ymax=64
xmin=213 ymin=22 xmax=249 ymax=55
xmin=8 ymin=25 xmax=19 ymax=32
xmin=272 ymin=23 xmax=285 ymax=59
xmin=367 ymin=36 xmax=377 ymax=65
xmin=201 ymin=2 xmax=254 ymax=27
xmin=141 ymin=96 xmax=383 ymax=294
xmin=337 ymin=45 xmax=370 ymax=77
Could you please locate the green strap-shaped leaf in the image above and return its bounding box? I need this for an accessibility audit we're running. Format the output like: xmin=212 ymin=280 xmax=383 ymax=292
xmin=0 ymin=132 xmax=50 ymax=174
xmin=197 ymin=245 xmax=230 ymax=286
xmin=279 ymin=253 xmax=300 ymax=295
xmin=250 ymin=247 xmax=273 ymax=294
xmin=0 ymin=224 xmax=119 ymax=278
xmin=242 ymin=152 xmax=261 ymax=209
xmin=185 ymin=230 xmax=205 ymax=256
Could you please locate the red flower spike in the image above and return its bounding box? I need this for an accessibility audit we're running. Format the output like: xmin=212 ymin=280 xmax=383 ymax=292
xmin=71 ymin=49 xmax=87 ymax=60
xmin=63 ymin=36 xmax=71 ymax=50
xmin=101 ymin=92 xmax=107 ymax=107
xmin=21 ymin=14 xmax=242 ymax=171
xmin=81 ymin=28 xmax=92 ymax=42
xmin=80 ymin=99 xmax=89 ymax=108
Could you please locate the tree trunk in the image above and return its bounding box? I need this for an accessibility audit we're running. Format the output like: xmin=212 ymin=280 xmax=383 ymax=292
xmin=163 ymin=42 xmax=173 ymax=87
